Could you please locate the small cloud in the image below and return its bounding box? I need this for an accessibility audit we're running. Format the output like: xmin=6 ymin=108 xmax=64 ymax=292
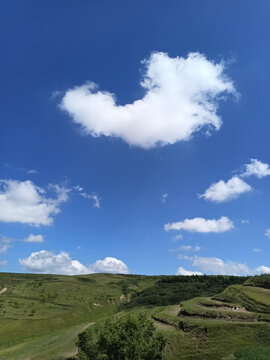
xmin=241 ymin=159 xmax=270 ymax=178
xmin=81 ymin=192 xmax=101 ymax=208
xmin=199 ymin=176 xmax=252 ymax=203
xmin=74 ymin=185 xmax=83 ymax=192
xmin=165 ymin=216 xmax=234 ymax=233
xmin=176 ymin=266 xmax=203 ymax=276
xmin=241 ymin=219 xmax=250 ymax=224
xmin=0 ymin=236 xmax=13 ymax=254
xmin=253 ymin=248 xmax=262 ymax=252
xmin=74 ymin=186 xmax=101 ymax=208
xmin=265 ymin=229 xmax=270 ymax=239
xmin=51 ymin=90 xmax=62 ymax=99
xmin=27 ymin=169 xmax=38 ymax=175
xmin=76 ymin=246 xmax=82 ymax=250
xmin=4 ymin=163 xmax=37 ymax=175
xmin=172 ymin=234 xmax=183 ymax=242
xmin=24 ymin=234 xmax=44 ymax=243
xmin=90 ymin=257 xmax=129 ymax=274
xmin=0 ymin=260 xmax=7 ymax=266
xmin=180 ymin=245 xmax=201 ymax=252
xmin=161 ymin=193 xmax=168 ymax=203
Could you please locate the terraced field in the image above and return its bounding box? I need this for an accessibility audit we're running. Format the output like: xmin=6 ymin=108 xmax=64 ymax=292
xmin=149 ymin=284 xmax=270 ymax=360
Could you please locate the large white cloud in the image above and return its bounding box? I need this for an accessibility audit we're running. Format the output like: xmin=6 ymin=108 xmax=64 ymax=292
xmin=165 ymin=216 xmax=234 ymax=233
xmin=241 ymin=159 xmax=270 ymax=178
xmin=200 ymin=176 xmax=252 ymax=203
xmin=19 ymin=250 xmax=89 ymax=275
xmin=176 ymin=267 xmax=203 ymax=276
xmin=0 ymin=180 xmax=69 ymax=226
xmin=60 ymin=52 xmax=236 ymax=148
xmin=19 ymin=251 xmax=129 ymax=275
xmin=179 ymin=254 xmax=270 ymax=276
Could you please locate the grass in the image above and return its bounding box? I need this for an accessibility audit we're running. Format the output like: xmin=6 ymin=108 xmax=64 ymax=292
xmin=0 ymin=273 xmax=270 ymax=359
xmin=0 ymin=272 xmax=156 ymax=358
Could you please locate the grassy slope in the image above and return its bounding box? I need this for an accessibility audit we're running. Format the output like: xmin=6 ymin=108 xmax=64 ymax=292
xmin=1 ymin=273 xmax=270 ymax=360
xmin=0 ymin=272 xmax=156 ymax=359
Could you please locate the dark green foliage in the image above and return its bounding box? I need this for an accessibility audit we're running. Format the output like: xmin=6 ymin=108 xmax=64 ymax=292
xmin=76 ymin=313 xmax=166 ymax=360
xmin=244 ymin=274 xmax=270 ymax=289
xmin=234 ymin=345 xmax=270 ymax=359
xmin=123 ymin=275 xmax=247 ymax=308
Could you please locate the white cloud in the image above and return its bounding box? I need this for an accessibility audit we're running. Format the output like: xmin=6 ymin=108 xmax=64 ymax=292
xmin=180 ymin=245 xmax=201 ymax=252
xmin=241 ymin=159 xmax=270 ymax=178
xmin=165 ymin=216 xmax=234 ymax=233
xmin=4 ymin=163 xmax=38 ymax=175
xmin=176 ymin=266 xmax=203 ymax=276
xmin=253 ymin=248 xmax=262 ymax=252
xmin=265 ymin=229 xmax=270 ymax=239
xmin=24 ymin=234 xmax=44 ymax=243
xmin=200 ymin=176 xmax=251 ymax=203
xmin=191 ymin=256 xmax=251 ymax=275
xmin=255 ymin=266 xmax=270 ymax=274
xmin=19 ymin=251 xmax=129 ymax=275
xmin=179 ymin=254 xmax=270 ymax=276
xmin=90 ymin=256 xmax=129 ymax=274
xmin=19 ymin=250 xmax=89 ymax=275
xmin=0 ymin=180 xmax=69 ymax=226
xmin=172 ymin=234 xmax=183 ymax=242
xmin=81 ymin=192 xmax=101 ymax=208
xmin=161 ymin=193 xmax=168 ymax=203
xmin=241 ymin=219 xmax=250 ymax=224
xmin=60 ymin=52 xmax=236 ymax=148
xmin=0 ymin=236 xmax=12 ymax=254
xmin=0 ymin=260 xmax=7 ymax=266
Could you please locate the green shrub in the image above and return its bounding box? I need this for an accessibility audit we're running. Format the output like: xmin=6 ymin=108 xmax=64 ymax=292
xmin=76 ymin=313 xmax=166 ymax=360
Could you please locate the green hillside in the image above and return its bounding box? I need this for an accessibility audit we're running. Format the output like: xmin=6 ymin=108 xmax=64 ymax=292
xmin=0 ymin=273 xmax=270 ymax=360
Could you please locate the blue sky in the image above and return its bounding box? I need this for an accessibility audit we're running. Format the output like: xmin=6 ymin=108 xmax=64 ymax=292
xmin=0 ymin=0 xmax=270 ymax=276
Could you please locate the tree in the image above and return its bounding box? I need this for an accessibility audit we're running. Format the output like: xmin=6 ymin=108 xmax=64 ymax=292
xmin=76 ymin=313 xmax=166 ymax=360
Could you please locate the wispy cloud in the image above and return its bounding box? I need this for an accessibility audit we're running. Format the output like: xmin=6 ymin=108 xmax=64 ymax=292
xmin=73 ymin=185 xmax=101 ymax=208
xmin=0 ymin=236 xmax=13 ymax=254
xmin=24 ymin=234 xmax=44 ymax=243
xmin=161 ymin=193 xmax=168 ymax=203
xmin=172 ymin=234 xmax=183 ymax=242
xmin=178 ymin=254 xmax=270 ymax=276
xmin=4 ymin=163 xmax=37 ymax=175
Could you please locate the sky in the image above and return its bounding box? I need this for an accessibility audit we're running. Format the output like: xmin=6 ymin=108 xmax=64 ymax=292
xmin=0 ymin=0 xmax=270 ymax=276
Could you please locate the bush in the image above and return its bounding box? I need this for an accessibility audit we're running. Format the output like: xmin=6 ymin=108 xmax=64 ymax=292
xmin=76 ymin=313 xmax=166 ymax=360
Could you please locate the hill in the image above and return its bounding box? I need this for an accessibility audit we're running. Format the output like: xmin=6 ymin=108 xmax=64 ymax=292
xmin=0 ymin=272 xmax=270 ymax=359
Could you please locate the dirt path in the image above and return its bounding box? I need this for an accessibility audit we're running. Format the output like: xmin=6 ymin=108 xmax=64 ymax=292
xmin=0 ymin=287 xmax=7 ymax=295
